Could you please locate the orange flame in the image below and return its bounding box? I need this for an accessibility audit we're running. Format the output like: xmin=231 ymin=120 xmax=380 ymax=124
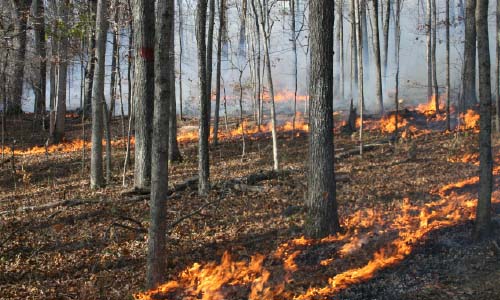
xmin=459 ymin=109 xmax=480 ymax=131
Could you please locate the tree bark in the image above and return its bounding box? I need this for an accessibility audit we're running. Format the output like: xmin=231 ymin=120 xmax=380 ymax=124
xmin=197 ymin=0 xmax=210 ymax=196
xmin=431 ymin=0 xmax=439 ymax=113
xmin=207 ymin=0 xmax=216 ymax=126
xmin=84 ymin=1 xmax=97 ymax=116
xmin=53 ymin=0 xmax=69 ymax=143
xmin=178 ymin=0 xmax=184 ymax=120
xmin=382 ymin=0 xmax=390 ymax=80
xmin=306 ymin=0 xmax=341 ymax=238
xmin=132 ymin=0 xmax=155 ymax=189
xmin=147 ymin=0 xmax=173 ymax=288
xmin=446 ymin=0 xmax=451 ymax=130
xmin=356 ymin=0 xmax=365 ymax=155
xmin=371 ymin=0 xmax=384 ymax=115
xmin=33 ymin=0 xmax=46 ymax=117
xmin=426 ymin=0 xmax=432 ymax=103
xmin=474 ymin=0 xmax=493 ymax=240
xmin=90 ymin=0 xmax=108 ymax=189
xmin=496 ymin=0 xmax=500 ymax=132
xmin=213 ymin=0 xmax=226 ymax=145
xmin=9 ymin=0 xmax=32 ymax=114
xmin=461 ymin=0 xmax=477 ymax=110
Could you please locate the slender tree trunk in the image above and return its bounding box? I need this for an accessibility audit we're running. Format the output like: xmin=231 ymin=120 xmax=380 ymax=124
xmin=258 ymin=0 xmax=279 ymax=170
xmin=103 ymin=101 xmax=112 ymax=183
xmin=239 ymin=0 xmax=248 ymax=57
xmin=250 ymin=0 xmax=262 ymax=127
xmin=350 ymin=0 xmax=359 ymax=102
xmin=197 ymin=0 xmax=210 ymax=196
xmin=496 ymin=0 xmax=500 ymax=132
xmin=133 ymin=0 xmax=155 ymax=190
xmin=371 ymin=0 xmax=384 ymax=115
xmin=207 ymin=0 xmax=216 ymax=127
xmin=53 ymin=1 xmax=69 ymax=143
xmin=10 ymin=0 xmax=32 ymax=114
xmin=394 ymin=0 xmax=401 ymax=138
xmin=238 ymin=69 xmax=246 ymax=156
xmin=291 ymin=0 xmax=298 ymax=133
xmin=432 ymin=0 xmax=439 ymax=113
xmin=382 ymin=0 xmax=391 ymax=80
xmin=33 ymin=0 xmax=46 ymax=118
xmin=84 ymin=1 xmax=97 ymax=116
xmin=339 ymin=0 xmax=345 ymax=103
xmin=446 ymin=0 xmax=451 ymax=130
xmin=109 ymin=5 xmax=120 ymax=120
xmin=90 ymin=0 xmax=108 ymax=189
xmin=361 ymin=0 xmax=369 ymax=77
xmin=169 ymin=15 xmax=182 ymax=163
xmin=147 ymin=0 xmax=173 ymax=288
xmin=474 ymin=0 xmax=493 ymax=240
xmin=306 ymin=0 xmax=341 ymax=238
xmin=356 ymin=0 xmax=364 ymax=155
xmin=178 ymin=0 xmax=184 ymax=120
xmin=462 ymin=0 xmax=477 ymax=111
xmin=213 ymin=0 xmax=225 ymax=145
xmin=426 ymin=0 xmax=433 ymax=104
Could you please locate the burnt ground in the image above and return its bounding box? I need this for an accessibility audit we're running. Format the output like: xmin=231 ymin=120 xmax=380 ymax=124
xmin=1 ymin=112 xmax=500 ymax=299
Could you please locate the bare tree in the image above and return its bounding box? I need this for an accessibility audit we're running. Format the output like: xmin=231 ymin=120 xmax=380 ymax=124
xmin=9 ymin=0 xmax=32 ymax=113
xmin=207 ymin=0 xmax=216 ymax=125
xmin=83 ymin=1 xmax=97 ymax=116
xmin=306 ymin=0 xmax=341 ymax=238
xmin=382 ymin=0 xmax=390 ymax=80
xmin=90 ymin=0 xmax=108 ymax=189
xmin=133 ymin=0 xmax=155 ymax=190
xmin=461 ymin=0 xmax=477 ymax=111
xmin=213 ymin=0 xmax=226 ymax=145
xmin=197 ymin=0 xmax=210 ymax=196
xmin=147 ymin=0 xmax=174 ymax=288
xmin=474 ymin=0 xmax=493 ymax=240
xmin=355 ymin=0 xmax=365 ymax=155
xmin=257 ymin=0 xmax=279 ymax=170
xmin=496 ymin=0 xmax=500 ymax=132
xmin=371 ymin=0 xmax=384 ymax=115
xmin=33 ymin=0 xmax=46 ymax=118
xmin=446 ymin=0 xmax=451 ymax=130
xmin=426 ymin=0 xmax=432 ymax=104
xmin=431 ymin=0 xmax=439 ymax=113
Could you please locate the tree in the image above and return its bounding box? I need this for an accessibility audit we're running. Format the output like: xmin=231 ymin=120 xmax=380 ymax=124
xmin=133 ymin=0 xmax=155 ymax=190
xmin=382 ymin=0 xmax=390 ymax=80
xmin=431 ymin=0 xmax=439 ymax=113
xmin=213 ymin=0 xmax=226 ymax=145
xmin=446 ymin=0 xmax=451 ymax=130
xmin=9 ymin=0 xmax=32 ymax=114
xmin=474 ymin=0 xmax=492 ymax=240
xmin=306 ymin=0 xmax=341 ymax=238
xmin=52 ymin=0 xmax=69 ymax=143
xmin=426 ymin=0 xmax=432 ymax=104
xmin=356 ymin=0 xmax=365 ymax=154
xmin=461 ymin=0 xmax=477 ymax=111
xmin=90 ymin=0 xmax=108 ymax=189
xmin=371 ymin=0 xmax=384 ymax=115
xmin=197 ymin=0 xmax=210 ymax=196
xmin=257 ymin=0 xmax=279 ymax=170
xmin=83 ymin=1 xmax=97 ymax=117
xmin=147 ymin=0 xmax=174 ymax=288
xmin=496 ymin=0 xmax=500 ymax=132
xmin=33 ymin=0 xmax=46 ymax=118
xmin=206 ymin=0 xmax=216 ymax=125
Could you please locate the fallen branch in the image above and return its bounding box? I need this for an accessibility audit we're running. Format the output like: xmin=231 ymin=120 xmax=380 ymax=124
xmin=0 ymin=199 xmax=100 ymax=216
xmin=335 ymin=142 xmax=389 ymax=160
xmin=112 ymin=222 xmax=147 ymax=233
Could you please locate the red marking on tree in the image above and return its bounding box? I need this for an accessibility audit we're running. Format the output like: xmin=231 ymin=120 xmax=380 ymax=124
xmin=139 ymin=47 xmax=154 ymax=61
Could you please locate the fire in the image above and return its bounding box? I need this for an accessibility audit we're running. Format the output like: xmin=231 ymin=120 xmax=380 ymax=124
xmin=459 ymin=109 xmax=480 ymax=131
xmin=416 ymin=95 xmax=445 ymax=117
xmin=0 ymin=137 xmax=135 ymax=156
xmin=136 ymin=173 xmax=482 ymax=300
xmin=262 ymin=90 xmax=308 ymax=103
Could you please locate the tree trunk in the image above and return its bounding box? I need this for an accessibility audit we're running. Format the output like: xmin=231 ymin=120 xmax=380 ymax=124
xmin=178 ymin=0 xmax=184 ymax=120
xmin=306 ymin=0 xmax=341 ymax=238
xmin=10 ymin=0 xmax=32 ymax=114
xmin=84 ymin=1 xmax=97 ymax=116
xmin=461 ymin=0 xmax=477 ymax=111
xmin=90 ymin=0 xmax=108 ymax=189
xmin=394 ymin=0 xmax=401 ymax=138
xmin=250 ymin=0 xmax=262 ymax=127
xmin=496 ymin=0 xmax=500 ymax=132
xmin=426 ymin=0 xmax=432 ymax=103
xmin=147 ymin=0 xmax=173 ymax=288
xmin=169 ymin=13 xmax=182 ymax=163
xmin=356 ymin=0 xmax=365 ymax=155
xmin=258 ymin=0 xmax=279 ymax=170
xmin=33 ymin=0 xmax=46 ymax=118
xmin=446 ymin=0 xmax=451 ymax=130
xmin=207 ymin=0 xmax=216 ymax=127
xmin=213 ymin=0 xmax=226 ymax=145
xmin=474 ymin=0 xmax=493 ymax=240
xmin=133 ymin=0 xmax=155 ymax=190
xmin=53 ymin=1 xmax=69 ymax=143
xmin=371 ymin=0 xmax=384 ymax=115
xmin=431 ymin=0 xmax=439 ymax=113
xmin=197 ymin=0 xmax=210 ymax=196
xmin=109 ymin=4 xmax=120 ymax=120
xmin=103 ymin=101 xmax=112 ymax=183
xmin=382 ymin=0 xmax=390 ymax=80
xmin=339 ymin=0 xmax=345 ymax=103
xmin=239 ymin=0 xmax=248 ymax=57
xmin=350 ymin=0 xmax=358 ymax=102
xmin=291 ymin=0 xmax=298 ymax=133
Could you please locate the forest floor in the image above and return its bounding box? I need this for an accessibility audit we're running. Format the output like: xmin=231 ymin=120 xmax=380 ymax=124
xmin=1 ymin=108 xmax=500 ymax=300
